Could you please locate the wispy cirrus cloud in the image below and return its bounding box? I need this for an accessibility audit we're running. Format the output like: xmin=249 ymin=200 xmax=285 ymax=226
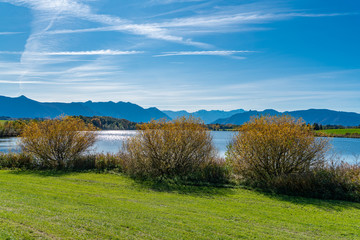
xmin=0 ymin=50 xmax=144 ymax=56
xmin=0 ymin=51 xmax=22 ymax=54
xmin=3 ymin=0 xmax=348 ymax=57
xmin=155 ymin=50 xmax=253 ymax=57
xmin=0 ymin=31 xmax=23 ymax=35
xmin=149 ymin=0 xmax=205 ymax=5
xmin=39 ymin=50 xmax=144 ymax=56
xmin=42 ymin=6 xmax=351 ymax=42
xmin=46 ymin=26 xmax=210 ymax=48
xmin=156 ymin=11 xmax=352 ymax=29
xmin=2 ymin=0 xmax=204 ymax=46
xmin=1 ymin=0 xmax=353 ymax=52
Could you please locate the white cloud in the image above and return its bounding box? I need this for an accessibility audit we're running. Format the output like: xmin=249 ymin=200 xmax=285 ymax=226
xmin=155 ymin=50 xmax=253 ymax=57
xmin=2 ymin=0 xmax=203 ymax=46
xmin=0 ymin=51 xmax=22 ymax=54
xmin=149 ymin=0 xmax=205 ymax=5
xmin=39 ymin=5 xmax=350 ymax=47
xmin=39 ymin=50 xmax=144 ymax=56
xmin=156 ymin=11 xmax=351 ymax=29
xmin=47 ymin=25 xmax=210 ymax=48
xmin=0 ymin=32 xmax=23 ymax=35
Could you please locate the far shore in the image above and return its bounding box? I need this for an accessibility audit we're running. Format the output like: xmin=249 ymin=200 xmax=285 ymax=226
xmin=315 ymin=128 xmax=360 ymax=139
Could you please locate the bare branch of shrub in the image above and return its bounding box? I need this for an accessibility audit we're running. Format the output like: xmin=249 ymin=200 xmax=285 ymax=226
xmin=20 ymin=116 xmax=97 ymax=169
xmin=123 ymin=117 xmax=227 ymax=182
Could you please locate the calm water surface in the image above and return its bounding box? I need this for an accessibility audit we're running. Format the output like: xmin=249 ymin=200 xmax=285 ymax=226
xmin=1 ymin=131 xmax=359 ymax=163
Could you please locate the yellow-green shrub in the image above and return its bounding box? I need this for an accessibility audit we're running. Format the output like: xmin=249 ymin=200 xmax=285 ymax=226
xmin=20 ymin=116 xmax=97 ymax=169
xmin=124 ymin=117 xmax=223 ymax=182
xmin=227 ymin=115 xmax=329 ymax=184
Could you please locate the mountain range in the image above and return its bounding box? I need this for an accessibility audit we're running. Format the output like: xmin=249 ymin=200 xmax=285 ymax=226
xmin=163 ymin=109 xmax=245 ymax=124
xmin=213 ymin=109 xmax=360 ymax=126
xmin=0 ymin=95 xmax=168 ymax=122
xmin=0 ymin=95 xmax=359 ymax=126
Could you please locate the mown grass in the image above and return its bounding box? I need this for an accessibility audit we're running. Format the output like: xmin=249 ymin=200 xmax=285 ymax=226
xmin=0 ymin=171 xmax=359 ymax=239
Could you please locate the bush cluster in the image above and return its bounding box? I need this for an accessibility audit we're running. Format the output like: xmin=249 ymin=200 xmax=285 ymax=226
xmin=268 ymin=162 xmax=360 ymax=201
xmin=226 ymin=115 xmax=360 ymax=202
xmin=227 ymin=115 xmax=329 ymax=184
xmin=67 ymin=153 xmax=126 ymax=171
xmin=123 ymin=117 xmax=229 ymax=183
xmin=0 ymin=152 xmax=33 ymax=169
xmin=20 ymin=116 xmax=97 ymax=169
xmin=1 ymin=115 xmax=359 ymax=202
xmin=0 ymin=152 xmax=124 ymax=172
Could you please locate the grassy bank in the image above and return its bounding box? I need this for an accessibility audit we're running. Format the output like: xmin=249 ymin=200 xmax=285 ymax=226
xmin=0 ymin=171 xmax=359 ymax=239
xmin=316 ymin=128 xmax=360 ymax=138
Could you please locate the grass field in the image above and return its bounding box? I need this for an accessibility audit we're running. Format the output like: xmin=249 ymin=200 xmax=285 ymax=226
xmin=316 ymin=129 xmax=360 ymax=138
xmin=0 ymin=120 xmax=7 ymax=126
xmin=317 ymin=128 xmax=360 ymax=135
xmin=0 ymin=171 xmax=359 ymax=239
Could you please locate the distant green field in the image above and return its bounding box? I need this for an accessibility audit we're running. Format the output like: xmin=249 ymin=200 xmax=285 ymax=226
xmin=0 ymin=171 xmax=359 ymax=239
xmin=317 ymin=128 xmax=360 ymax=135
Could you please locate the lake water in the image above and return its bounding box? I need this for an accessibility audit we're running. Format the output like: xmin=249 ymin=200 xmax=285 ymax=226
xmin=1 ymin=131 xmax=359 ymax=163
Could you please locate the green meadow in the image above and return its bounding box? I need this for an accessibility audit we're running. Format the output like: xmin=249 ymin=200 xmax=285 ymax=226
xmin=318 ymin=128 xmax=360 ymax=135
xmin=316 ymin=128 xmax=360 ymax=138
xmin=0 ymin=171 xmax=359 ymax=239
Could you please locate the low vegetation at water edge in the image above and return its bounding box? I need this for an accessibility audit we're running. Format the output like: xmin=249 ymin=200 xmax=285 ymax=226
xmin=0 ymin=115 xmax=360 ymax=202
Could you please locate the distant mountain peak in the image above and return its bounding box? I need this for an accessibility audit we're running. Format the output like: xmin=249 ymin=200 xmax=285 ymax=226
xmin=213 ymin=109 xmax=360 ymax=126
xmin=162 ymin=108 xmax=245 ymax=124
xmin=0 ymin=95 xmax=169 ymax=122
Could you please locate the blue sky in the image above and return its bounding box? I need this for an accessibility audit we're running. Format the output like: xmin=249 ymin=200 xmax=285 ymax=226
xmin=0 ymin=0 xmax=359 ymax=112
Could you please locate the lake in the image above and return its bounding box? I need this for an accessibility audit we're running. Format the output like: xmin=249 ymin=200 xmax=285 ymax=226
xmin=1 ymin=131 xmax=359 ymax=163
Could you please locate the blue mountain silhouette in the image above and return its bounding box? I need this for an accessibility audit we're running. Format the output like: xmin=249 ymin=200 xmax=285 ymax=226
xmin=0 ymin=95 xmax=169 ymax=122
xmin=213 ymin=109 xmax=360 ymax=126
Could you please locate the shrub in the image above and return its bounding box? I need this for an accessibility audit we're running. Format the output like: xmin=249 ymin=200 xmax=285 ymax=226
xmin=0 ymin=152 xmax=126 ymax=172
xmin=69 ymin=153 xmax=125 ymax=171
xmin=0 ymin=120 xmax=27 ymax=137
xmin=0 ymin=152 xmax=33 ymax=169
xmin=227 ymin=115 xmax=329 ymax=185
xmin=191 ymin=159 xmax=232 ymax=184
xmin=270 ymin=162 xmax=360 ymax=202
xmin=20 ymin=116 xmax=97 ymax=169
xmin=123 ymin=117 xmax=225 ymax=182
